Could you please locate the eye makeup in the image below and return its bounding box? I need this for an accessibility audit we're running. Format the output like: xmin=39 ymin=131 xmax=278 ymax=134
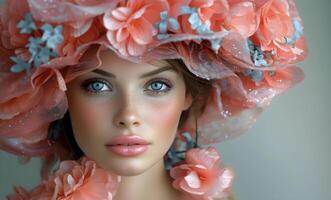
xmin=81 ymin=78 xmax=112 ymax=94
xmin=80 ymin=77 xmax=173 ymax=96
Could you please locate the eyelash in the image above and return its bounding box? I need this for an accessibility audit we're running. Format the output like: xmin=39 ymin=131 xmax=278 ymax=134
xmin=81 ymin=78 xmax=173 ymax=95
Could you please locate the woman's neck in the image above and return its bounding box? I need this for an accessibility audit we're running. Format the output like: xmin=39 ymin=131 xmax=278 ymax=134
xmin=113 ymin=159 xmax=182 ymax=200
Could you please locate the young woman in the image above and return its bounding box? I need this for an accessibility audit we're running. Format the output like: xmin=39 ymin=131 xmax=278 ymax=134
xmin=0 ymin=0 xmax=307 ymax=199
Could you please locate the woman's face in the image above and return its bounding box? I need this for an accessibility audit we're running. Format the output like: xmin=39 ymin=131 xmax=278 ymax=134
xmin=66 ymin=50 xmax=192 ymax=176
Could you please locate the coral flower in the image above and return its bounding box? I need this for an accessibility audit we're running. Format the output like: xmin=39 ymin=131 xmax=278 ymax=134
xmin=179 ymin=0 xmax=229 ymax=35
xmin=252 ymin=0 xmax=307 ymax=64
xmin=178 ymin=0 xmax=258 ymax=38
xmin=103 ymin=0 xmax=168 ymax=56
xmin=223 ymin=1 xmax=258 ymax=37
xmin=170 ymin=147 xmax=234 ymax=199
xmin=7 ymin=157 xmax=121 ymax=200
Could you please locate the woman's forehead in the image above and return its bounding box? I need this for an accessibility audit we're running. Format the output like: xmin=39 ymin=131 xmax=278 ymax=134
xmin=97 ymin=50 xmax=173 ymax=74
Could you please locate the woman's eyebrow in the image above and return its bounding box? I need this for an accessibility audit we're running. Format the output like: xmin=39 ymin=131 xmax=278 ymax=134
xmin=91 ymin=69 xmax=115 ymax=78
xmin=140 ymin=66 xmax=177 ymax=78
xmin=91 ymin=66 xmax=177 ymax=78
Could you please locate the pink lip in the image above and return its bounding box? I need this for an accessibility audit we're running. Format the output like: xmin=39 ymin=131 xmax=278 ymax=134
xmin=106 ymin=135 xmax=150 ymax=157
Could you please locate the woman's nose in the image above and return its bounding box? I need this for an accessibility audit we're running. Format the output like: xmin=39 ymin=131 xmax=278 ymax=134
xmin=113 ymin=95 xmax=141 ymax=128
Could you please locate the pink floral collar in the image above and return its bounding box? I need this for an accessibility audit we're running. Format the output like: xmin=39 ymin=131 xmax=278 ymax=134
xmin=7 ymin=147 xmax=234 ymax=200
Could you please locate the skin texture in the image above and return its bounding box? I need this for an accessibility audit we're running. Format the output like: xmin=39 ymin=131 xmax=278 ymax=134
xmin=66 ymin=50 xmax=192 ymax=200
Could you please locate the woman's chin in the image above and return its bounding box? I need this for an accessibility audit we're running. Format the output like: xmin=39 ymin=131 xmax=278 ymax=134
xmin=101 ymin=158 xmax=154 ymax=176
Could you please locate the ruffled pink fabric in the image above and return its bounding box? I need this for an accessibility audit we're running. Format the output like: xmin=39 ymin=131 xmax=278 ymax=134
xmin=28 ymin=0 xmax=119 ymax=38
xmin=7 ymin=157 xmax=121 ymax=200
xmin=170 ymin=147 xmax=234 ymax=200
xmin=0 ymin=0 xmax=109 ymax=157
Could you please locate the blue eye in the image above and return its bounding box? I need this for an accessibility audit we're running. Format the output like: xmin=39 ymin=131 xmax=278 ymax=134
xmin=82 ymin=79 xmax=111 ymax=94
xmin=151 ymin=82 xmax=164 ymax=91
xmin=146 ymin=79 xmax=172 ymax=95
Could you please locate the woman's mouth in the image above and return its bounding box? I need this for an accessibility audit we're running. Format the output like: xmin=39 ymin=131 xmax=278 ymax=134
xmin=105 ymin=135 xmax=150 ymax=157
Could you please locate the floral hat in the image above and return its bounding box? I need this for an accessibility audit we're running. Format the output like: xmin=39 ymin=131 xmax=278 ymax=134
xmin=0 ymin=0 xmax=307 ymax=158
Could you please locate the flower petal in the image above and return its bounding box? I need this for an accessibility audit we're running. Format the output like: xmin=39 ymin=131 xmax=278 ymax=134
xmin=129 ymin=18 xmax=156 ymax=45
xmin=127 ymin=37 xmax=146 ymax=56
xmin=112 ymin=7 xmax=131 ymax=21
xmin=103 ymin=11 xmax=125 ymax=31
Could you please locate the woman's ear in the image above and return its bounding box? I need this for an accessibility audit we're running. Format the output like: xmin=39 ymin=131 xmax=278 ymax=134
xmin=183 ymin=93 xmax=193 ymax=111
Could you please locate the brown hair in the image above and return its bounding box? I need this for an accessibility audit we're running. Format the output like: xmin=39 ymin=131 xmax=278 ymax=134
xmin=165 ymin=59 xmax=212 ymax=129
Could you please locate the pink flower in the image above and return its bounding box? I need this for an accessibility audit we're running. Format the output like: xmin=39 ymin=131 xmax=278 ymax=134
xmin=251 ymin=0 xmax=307 ymax=64
xmin=178 ymin=0 xmax=258 ymax=37
xmin=7 ymin=157 xmax=121 ymax=200
xmin=223 ymin=1 xmax=259 ymax=37
xmin=180 ymin=0 xmax=229 ymax=35
xmin=103 ymin=0 xmax=168 ymax=56
xmin=170 ymin=147 xmax=234 ymax=200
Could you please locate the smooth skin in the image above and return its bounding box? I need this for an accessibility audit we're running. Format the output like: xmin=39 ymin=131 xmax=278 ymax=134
xmin=66 ymin=50 xmax=192 ymax=200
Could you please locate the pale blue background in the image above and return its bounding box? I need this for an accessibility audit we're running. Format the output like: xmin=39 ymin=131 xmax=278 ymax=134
xmin=1 ymin=0 xmax=330 ymax=199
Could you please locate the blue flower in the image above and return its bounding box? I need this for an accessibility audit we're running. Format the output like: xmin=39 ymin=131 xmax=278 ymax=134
xmin=181 ymin=132 xmax=196 ymax=149
xmin=26 ymin=37 xmax=43 ymax=58
xmin=26 ymin=36 xmax=58 ymax=68
xmin=180 ymin=6 xmax=221 ymax=51
xmin=244 ymin=69 xmax=264 ymax=82
xmin=164 ymin=146 xmax=185 ymax=170
xmin=155 ymin=11 xmax=180 ymax=40
xmin=10 ymin=56 xmax=31 ymax=73
xmin=33 ymin=46 xmax=57 ymax=67
xmin=188 ymin=12 xmax=202 ymax=30
xmin=284 ymin=19 xmax=304 ymax=45
xmin=179 ymin=5 xmax=196 ymax=15
xmin=17 ymin=13 xmax=37 ymax=34
xmin=41 ymin=24 xmax=64 ymax=51
xmin=11 ymin=16 xmax=64 ymax=74
xmin=164 ymin=131 xmax=199 ymax=170
xmin=210 ymin=38 xmax=223 ymax=52
xmin=247 ymin=40 xmax=269 ymax=67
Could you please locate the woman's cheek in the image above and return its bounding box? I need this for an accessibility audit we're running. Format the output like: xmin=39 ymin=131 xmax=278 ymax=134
xmin=145 ymin=99 xmax=183 ymax=137
xmin=69 ymin=97 xmax=110 ymax=137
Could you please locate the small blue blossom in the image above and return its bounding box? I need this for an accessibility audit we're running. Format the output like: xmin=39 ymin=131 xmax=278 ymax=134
xmin=10 ymin=56 xmax=31 ymax=73
xmin=188 ymin=12 xmax=202 ymax=30
xmin=180 ymin=6 xmax=221 ymax=51
xmin=247 ymin=40 xmax=269 ymax=67
xmin=41 ymin=24 xmax=64 ymax=52
xmin=26 ymin=37 xmax=55 ymax=67
xmin=181 ymin=132 xmax=196 ymax=149
xmin=244 ymin=40 xmax=269 ymax=82
xmin=179 ymin=5 xmax=196 ymax=15
xmin=210 ymin=38 xmax=223 ymax=52
xmin=164 ymin=131 xmax=199 ymax=170
xmin=168 ymin=17 xmax=180 ymax=31
xmin=244 ymin=69 xmax=264 ymax=82
xmin=155 ymin=11 xmax=180 ymax=40
xmin=164 ymin=146 xmax=185 ymax=170
xmin=26 ymin=37 xmax=43 ymax=58
xmin=183 ymin=7 xmax=213 ymax=35
xmin=284 ymin=19 xmax=304 ymax=45
xmin=17 ymin=13 xmax=37 ymax=34
xmin=11 ymin=19 xmax=64 ymax=74
xmin=33 ymin=46 xmax=57 ymax=67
